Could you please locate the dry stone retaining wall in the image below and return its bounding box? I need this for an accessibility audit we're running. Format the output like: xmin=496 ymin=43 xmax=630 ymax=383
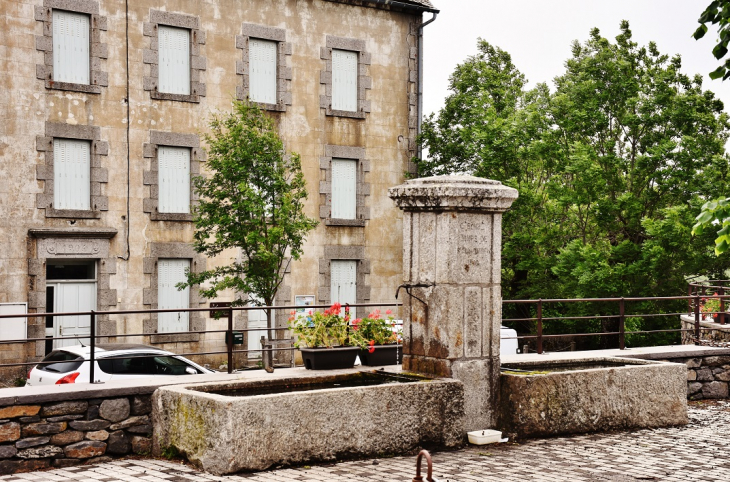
xmin=0 ymin=394 xmax=152 ymax=474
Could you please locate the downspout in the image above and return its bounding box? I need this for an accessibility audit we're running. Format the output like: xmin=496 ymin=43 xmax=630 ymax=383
xmin=417 ymin=11 xmax=437 ymax=161
xmin=118 ymin=0 xmax=130 ymax=261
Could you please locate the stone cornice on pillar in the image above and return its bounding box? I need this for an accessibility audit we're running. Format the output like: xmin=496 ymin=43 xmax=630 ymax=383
xmin=389 ymin=175 xmax=518 ymax=212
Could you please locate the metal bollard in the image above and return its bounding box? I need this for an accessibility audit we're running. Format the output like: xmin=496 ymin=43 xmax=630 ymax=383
xmin=412 ymin=449 xmax=439 ymax=482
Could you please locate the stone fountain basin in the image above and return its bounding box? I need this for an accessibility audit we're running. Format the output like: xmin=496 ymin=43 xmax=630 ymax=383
xmin=499 ymin=357 xmax=688 ymax=438
xmin=152 ymin=371 xmax=465 ymax=475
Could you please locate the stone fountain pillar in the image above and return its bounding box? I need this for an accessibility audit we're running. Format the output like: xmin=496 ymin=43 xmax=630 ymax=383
xmin=389 ymin=175 xmax=518 ymax=430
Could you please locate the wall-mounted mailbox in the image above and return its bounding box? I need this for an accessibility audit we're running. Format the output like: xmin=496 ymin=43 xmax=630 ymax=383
xmin=226 ymin=331 xmax=244 ymax=345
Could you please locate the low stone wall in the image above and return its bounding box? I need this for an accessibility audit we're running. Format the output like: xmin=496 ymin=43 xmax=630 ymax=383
xmin=679 ymin=314 xmax=730 ymax=345
xmin=0 ymin=395 xmax=152 ymax=474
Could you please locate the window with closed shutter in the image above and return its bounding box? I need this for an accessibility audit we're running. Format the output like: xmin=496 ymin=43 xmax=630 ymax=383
xmin=331 ymin=159 xmax=357 ymax=219
xmin=158 ymin=146 xmax=190 ymax=214
xmin=53 ymin=139 xmax=90 ymax=210
xmin=331 ymin=49 xmax=358 ymax=112
xmin=249 ymin=39 xmax=277 ymax=104
xmin=158 ymin=259 xmax=190 ymax=333
xmin=158 ymin=26 xmax=190 ymax=95
xmin=53 ymin=10 xmax=90 ymax=85
xmin=331 ymin=260 xmax=357 ymax=306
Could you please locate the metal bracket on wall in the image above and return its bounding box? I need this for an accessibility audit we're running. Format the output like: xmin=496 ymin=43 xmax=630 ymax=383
xmin=395 ymin=282 xmax=434 ymax=320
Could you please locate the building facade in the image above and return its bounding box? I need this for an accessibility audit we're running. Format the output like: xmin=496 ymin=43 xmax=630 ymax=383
xmin=0 ymin=0 xmax=437 ymax=377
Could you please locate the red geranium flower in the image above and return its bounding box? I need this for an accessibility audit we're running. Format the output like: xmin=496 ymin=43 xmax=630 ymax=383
xmin=368 ymin=340 xmax=375 ymax=353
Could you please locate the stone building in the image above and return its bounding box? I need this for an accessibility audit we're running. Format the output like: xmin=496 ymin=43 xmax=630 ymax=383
xmin=0 ymin=0 xmax=438 ymax=377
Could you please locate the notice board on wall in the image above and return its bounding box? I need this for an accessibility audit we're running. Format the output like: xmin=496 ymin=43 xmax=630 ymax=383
xmin=0 ymin=303 xmax=27 ymax=341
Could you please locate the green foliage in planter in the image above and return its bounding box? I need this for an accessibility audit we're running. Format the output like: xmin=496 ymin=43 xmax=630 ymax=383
xmin=353 ymin=309 xmax=401 ymax=346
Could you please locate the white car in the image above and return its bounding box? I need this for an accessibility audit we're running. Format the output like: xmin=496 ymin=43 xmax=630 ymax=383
xmin=26 ymin=344 xmax=215 ymax=386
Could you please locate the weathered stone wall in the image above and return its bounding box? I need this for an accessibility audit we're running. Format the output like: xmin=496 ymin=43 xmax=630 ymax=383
xmin=680 ymin=315 xmax=730 ymax=345
xmin=1 ymin=0 xmax=420 ymax=374
xmin=0 ymin=394 xmax=152 ymax=474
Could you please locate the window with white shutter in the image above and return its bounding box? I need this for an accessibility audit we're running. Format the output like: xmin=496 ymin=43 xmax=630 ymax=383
xmin=249 ymin=39 xmax=277 ymax=104
xmin=331 ymin=260 xmax=357 ymax=306
xmin=53 ymin=139 xmax=90 ymax=210
xmin=52 ymin=10 xmax=90 ymax=85
xmin=331 ymin=159 xmax=357 ymax=219
xmin=158 ymin=146 xmax=190 ymax=214
xmin=158 ymin=259 xmax=190 ymax=333
xmin=158 ymin=26 xmax=190 ymax=95
xmin=331 ymin=49 xmax=358 ymax=112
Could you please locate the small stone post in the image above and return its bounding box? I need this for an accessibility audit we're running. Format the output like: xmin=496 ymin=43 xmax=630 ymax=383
xmin=389 ymin=175 xmax=518 ymax=430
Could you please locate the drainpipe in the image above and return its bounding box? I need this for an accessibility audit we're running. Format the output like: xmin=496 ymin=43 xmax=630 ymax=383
xmin=417 ymin=11 xmax=438 ymax=161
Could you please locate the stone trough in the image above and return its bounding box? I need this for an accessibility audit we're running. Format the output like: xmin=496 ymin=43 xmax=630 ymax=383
xmin=152 ymin=371 xmax=465 ymax=475
xmin=498 ymin=357 xmax=688 ymax=439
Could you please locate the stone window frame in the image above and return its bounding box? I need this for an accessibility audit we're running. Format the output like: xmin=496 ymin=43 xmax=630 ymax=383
xmin=142 ymin=131 xmax=203 ymax=222
xmin=320 ymin=35 xmax=372 ymax=119
xmin=143 ymin=243 xmax=207 ymax=344
xmin=235 ymin=23 xmax=293 ymax=112
xmin=319 ymin=145 xmax=370 ymax=226
xmin=34 ymin=0 xmax=109 ymax=94
xmin=27 ymin=228 xmax=118 ymax=357
xmin=35 ymin=122 xmax=109 ymax=219
xmin=143 ymin=10 xmax=206 ymax=103
xmin=318 ymin=246 xmax=371 ymax=318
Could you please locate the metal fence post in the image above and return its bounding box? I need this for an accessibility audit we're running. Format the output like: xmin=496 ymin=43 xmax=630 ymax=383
xmin=89 ymin=310 xmax=96 ymax=384
xmin=721 ymin=287 xmax=726 ymax=325
xmin=694 ymin=294 xmax=701 ymax=345
xmin=619 ymin=297 xmax=625 ymax=350
xmin=537 ymin=299 xmax=543 ymax=354
xmin=227 ymin=307 xmax=233 ymax=374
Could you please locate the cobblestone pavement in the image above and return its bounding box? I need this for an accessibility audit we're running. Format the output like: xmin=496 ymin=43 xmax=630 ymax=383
xmin=3 ymin=400 xmax=730 ymax=482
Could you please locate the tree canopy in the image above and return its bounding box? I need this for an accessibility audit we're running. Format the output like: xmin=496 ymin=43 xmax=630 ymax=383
xmin=418 ymin=22 xmax=730 ymax=347
xmin=694 ymin=0 xmax=730 ymax=80
xmin=182 ymin=100 xmax=318 ymax=332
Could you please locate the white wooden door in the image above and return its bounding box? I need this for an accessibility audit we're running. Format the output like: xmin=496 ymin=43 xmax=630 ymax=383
xmin=52 ymin=282 xmax=96 ymax=348
xmin=53 ymin=10 xmax=90 ymax=84
xmin=331 ymin=159 xmax=357 ymax=219
xmin=330 ymin=260 xmax=357 ymax=306
xmin=158 ymin=259 xmax=190 ymax=333
xmin=249 ymin=39 xmax=277 ymax=104
xmin=247 ymin=304 xmax=268 ymax=358
xmin=158 ymin=26 xmax=190 ymax=95
xmin=332 ymin=49 xmax=358 ymax=111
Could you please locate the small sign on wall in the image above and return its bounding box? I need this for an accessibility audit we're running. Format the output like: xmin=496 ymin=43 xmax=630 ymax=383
xmin=0 ymin=303 xmax=27 ymax=342
xmin=295 ymin=295 xmax=315 ymax=315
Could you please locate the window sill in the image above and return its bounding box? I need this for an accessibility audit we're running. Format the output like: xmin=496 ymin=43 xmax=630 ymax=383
xmin=150 ymin=212 xmax=194 ymax=222
xmin=45 ymin=209 xmax=101 ymax=219
xmin=150 ymin=333 xmax=200 ymax=344
xmin=151 ymin=91 xmax=200 ymax=103
xmin=251 ymin=101 xmax=287 ymax=112
xmin=325 ymin=108 xmax=366 ymax=119
xmin=45 ymin=81 xmax=101 ymax=94
xmin=325 ymin=218 xmax=366 ymax=227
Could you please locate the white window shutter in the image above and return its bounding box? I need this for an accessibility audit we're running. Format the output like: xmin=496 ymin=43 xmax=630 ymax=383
xmin=53 ymin=10 xmax=90 ymax=85
xmin=158 ymin=26 xmax=190 ymax=95
xmin=158 ymin=259 xmax=190 ymax=333
xmin=331 ymin=158 xmax=357 ymax=219
xmin=332 ymin=49 xmax=358 ymax=112
xmin=331 ymin=260 xmax=357 ymax=306
xmin=158 ymin=146 xmax=190 ymax=214
xmin=53 ymin=139 xmax=90 ymax=210
xmin=249 ymin=39 xmax=277 ymax=104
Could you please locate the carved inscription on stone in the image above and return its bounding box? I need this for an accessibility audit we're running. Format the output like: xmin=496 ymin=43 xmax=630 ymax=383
xmin=38 ymin=238 xmax=107 ymax=258
xmin=456 ymin=215 xmax=491 ymax=283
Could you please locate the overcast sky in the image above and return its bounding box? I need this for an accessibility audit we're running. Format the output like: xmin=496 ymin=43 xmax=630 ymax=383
xmin=422 ymin=0 xmax=730 ymax=120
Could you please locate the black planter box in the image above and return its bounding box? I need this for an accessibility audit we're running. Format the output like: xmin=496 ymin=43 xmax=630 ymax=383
xmin=358 ymin=344 xmax=403 ymax=366
xmin=299 ymin=346 xmax=360 ymax=370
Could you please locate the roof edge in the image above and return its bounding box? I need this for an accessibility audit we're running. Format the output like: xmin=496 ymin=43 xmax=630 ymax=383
xmin=323 ymin=0 xmax=439 ymax=14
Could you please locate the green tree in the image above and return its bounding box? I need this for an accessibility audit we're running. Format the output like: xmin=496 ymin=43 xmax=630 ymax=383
xmin=693 ymin=197 xmax=730 ymax=254
xmin=418 ymin=23 xmax=730 ymax=348
xmin=694 ymin=0 xmax=730 ymax=79
xmin=182 ymin=100 xmax=318 ymax=338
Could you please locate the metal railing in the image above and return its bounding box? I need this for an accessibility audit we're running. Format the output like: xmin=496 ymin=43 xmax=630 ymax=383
xmin=0 ymin=302 xmax=402 ymax=383
xmin=502 ymin=291 xmax=730 ymax=354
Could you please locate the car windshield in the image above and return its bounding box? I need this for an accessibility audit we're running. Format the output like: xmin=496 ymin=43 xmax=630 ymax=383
xmin=37 ymin=351 xmax=84 ymax=373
